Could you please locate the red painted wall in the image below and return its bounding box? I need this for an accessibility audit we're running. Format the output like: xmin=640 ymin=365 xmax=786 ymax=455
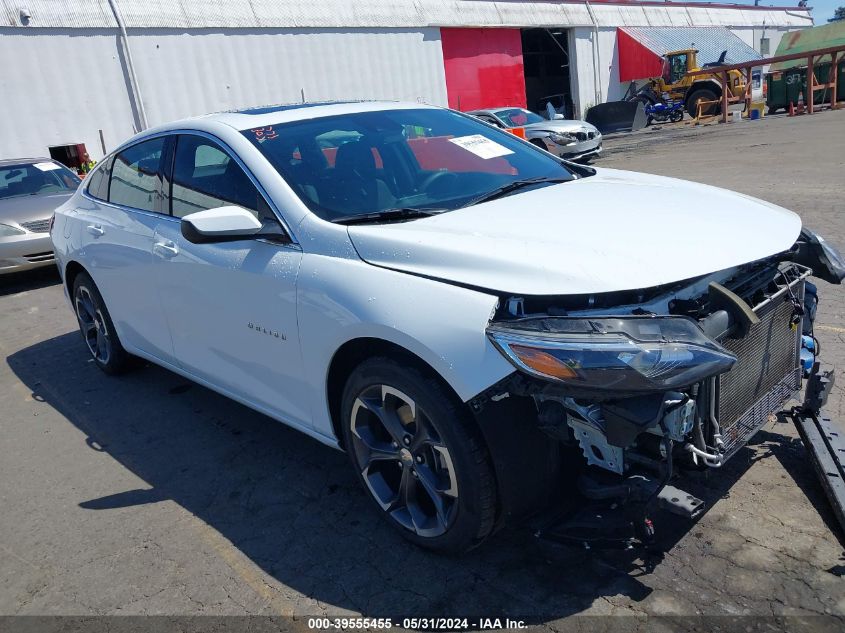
xmin=617 ymin=28 xmax=664 ymax=82
xmin=441 ymin=28 xmax=526 ymax=111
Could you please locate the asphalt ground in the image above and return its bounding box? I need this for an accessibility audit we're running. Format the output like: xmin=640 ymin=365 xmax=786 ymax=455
xmin=0 ymin=109 xmax=844 ymax=631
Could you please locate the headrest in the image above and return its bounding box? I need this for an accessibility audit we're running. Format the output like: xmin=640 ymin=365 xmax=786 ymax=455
xmin=334 ymin=140 xmax=375 ymax=174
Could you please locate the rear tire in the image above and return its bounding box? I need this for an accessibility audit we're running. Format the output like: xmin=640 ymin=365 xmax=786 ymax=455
xmin=341 ymin=357 xmax=497 ymax=554
xmin=686 ymin=88 xmax=720 ymax=118
xmin=72 ymin=272 xmax=133 ymax=375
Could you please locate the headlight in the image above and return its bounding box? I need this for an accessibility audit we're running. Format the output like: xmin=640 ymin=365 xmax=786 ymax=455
xmin=799 ymin=228 xmax=845 ymax=284
xmin=488 ymin=316 xmax=737 ymax=393
xmin=548 ymin=132 xmax=575 ymax=145
xmin=0 ymin=223 xmax=25 ymax=237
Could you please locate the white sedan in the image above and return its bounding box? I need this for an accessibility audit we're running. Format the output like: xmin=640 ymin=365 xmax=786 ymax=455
xmin=51 ymin=102 xmax=842 ymax=553
xmin=469 ymin=107 xmax=602 ymax=161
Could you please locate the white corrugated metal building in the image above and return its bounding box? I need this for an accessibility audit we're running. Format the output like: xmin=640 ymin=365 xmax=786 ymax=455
xmin=0 ymin=0 xmax=813 ymax=160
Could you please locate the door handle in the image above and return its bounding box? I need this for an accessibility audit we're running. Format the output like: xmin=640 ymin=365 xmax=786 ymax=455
xmin=86 ymin=224 xmax=105 ymax=237
xmin=153 ymin=240 xmax=179 ymax=259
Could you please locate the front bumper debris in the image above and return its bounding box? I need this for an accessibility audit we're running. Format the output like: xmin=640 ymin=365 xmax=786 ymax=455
xmin=789 ymin=364 xmax=845 ymax=536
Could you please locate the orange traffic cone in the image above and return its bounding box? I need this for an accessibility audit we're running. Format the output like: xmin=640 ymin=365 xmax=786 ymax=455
xmin=788 ymin=101 xmax=795 ymax=116
xmin=797 ymin=92 xmax=805 ymax=114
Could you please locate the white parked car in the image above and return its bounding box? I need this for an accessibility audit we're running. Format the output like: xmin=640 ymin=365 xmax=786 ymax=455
xmin=468 ymin=107 xmax=602 ymax=161
xmin=51 ymin=102 xmax=843 ymax=553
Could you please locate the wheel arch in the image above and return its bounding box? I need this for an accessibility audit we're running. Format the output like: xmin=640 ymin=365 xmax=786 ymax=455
xmin=326 ymin=336 xmax=462 ymax=449
xmin=64 ymin=260 xmax=88 ymax=296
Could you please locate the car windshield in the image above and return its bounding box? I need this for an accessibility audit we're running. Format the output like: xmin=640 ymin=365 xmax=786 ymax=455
xmin=241 ymin=107 xmax=575 ymax=222
xmin=0 ymin=162 xmax=80 ymax=200
xmin=493 ymin=108 xmax=545 ymax=127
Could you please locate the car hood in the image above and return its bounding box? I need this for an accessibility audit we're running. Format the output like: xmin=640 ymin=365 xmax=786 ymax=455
xmin=0 ymin=192 xmax=74 ymax=224
xmin=347 ymin=168 xmax=802 ymax=296
xmin=524 ymin=120 xmax=599 ymax=134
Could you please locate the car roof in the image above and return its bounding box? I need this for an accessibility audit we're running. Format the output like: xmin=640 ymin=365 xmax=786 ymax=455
xmin=145 ymin=100 xmax=441 ymax=137
xmin=0 ymin=157 xmax=56 ymax=167
xmin=469 ymin=107 xmax=528 ymax=115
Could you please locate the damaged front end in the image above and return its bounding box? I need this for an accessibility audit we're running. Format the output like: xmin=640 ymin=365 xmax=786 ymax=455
xmin=476 ymin=229 xmax=844 ymax=546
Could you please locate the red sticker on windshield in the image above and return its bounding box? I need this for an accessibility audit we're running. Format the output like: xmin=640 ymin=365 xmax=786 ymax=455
xmin=251 ymin=126 xmax=278 ymax=142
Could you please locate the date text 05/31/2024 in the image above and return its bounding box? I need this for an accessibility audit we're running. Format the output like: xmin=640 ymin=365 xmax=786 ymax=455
xmin=307 ymin=617 xmax=528 ymax=630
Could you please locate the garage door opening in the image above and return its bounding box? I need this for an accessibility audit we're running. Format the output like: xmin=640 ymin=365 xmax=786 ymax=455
xmin=521 ymin=28 xmax=573 ymax=118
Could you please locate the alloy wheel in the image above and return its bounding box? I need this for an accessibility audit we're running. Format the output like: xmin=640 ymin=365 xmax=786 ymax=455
xmin=74 ymin=286 xmax=112 ymax=365
xmin=350 ymin=384 xmax=459 ymax=537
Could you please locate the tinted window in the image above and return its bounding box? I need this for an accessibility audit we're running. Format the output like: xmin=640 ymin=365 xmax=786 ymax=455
xmin=669 ymin=53 xmax=688 ymax=84
xmin=109 ymin=138 xmax=165 ymax=212
xmin=474 ymin=114 xmax=503 ymax=127
xmin=493 ymin=109 xmax=544 ymax=127
xmin=0 ymin=161 xmax=80 ymax=200
xmin=85 ymin=156 xmax=113 ymax=201
xmin=170 ymin=135 xmax=268 ymax=219
xmin=242 ymin=108 xmax=575 ymax=221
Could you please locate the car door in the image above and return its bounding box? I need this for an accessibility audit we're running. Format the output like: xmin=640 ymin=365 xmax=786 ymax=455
xmin=76 ymin=137 xmax=176 ymax=364
xmin=153 ymin=132 xmax=311 ymax=428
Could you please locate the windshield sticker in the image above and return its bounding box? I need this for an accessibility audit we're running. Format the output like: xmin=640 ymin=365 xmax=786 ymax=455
xmin=448 ymin=135 xmax=514 ymax=160
xmin=33 ymin=162 xmax=62 ymax=171
xmin=251 ymin=126 xmax=278 ymax=143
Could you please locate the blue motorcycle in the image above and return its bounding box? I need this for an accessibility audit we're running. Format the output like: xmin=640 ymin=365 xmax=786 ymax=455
xmin=645 ymin=100 xmax=685 ymax=125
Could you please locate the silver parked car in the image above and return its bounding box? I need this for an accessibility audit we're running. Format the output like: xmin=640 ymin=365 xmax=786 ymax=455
xmin=0 ymin=158 xmax=81 ymax=274
xmin=469 ymin=107 xmax=602 ymax=162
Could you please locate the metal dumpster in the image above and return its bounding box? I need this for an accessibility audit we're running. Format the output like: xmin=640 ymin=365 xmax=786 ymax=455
xmin=765 ymin=21 xmax=845 ymax=113
xmin=766 ymin=59 xmax=845 ymax=113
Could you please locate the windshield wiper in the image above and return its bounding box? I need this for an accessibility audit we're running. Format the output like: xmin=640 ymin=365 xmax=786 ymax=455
xmin=460 ymin=177 xmax=571 ymax=208
xmin=331 ymin=208 xmax=443 ymax=226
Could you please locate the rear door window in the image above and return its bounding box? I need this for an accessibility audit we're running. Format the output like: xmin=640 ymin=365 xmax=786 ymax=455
xmin=109 ymin=138 xmax=166 ymax=212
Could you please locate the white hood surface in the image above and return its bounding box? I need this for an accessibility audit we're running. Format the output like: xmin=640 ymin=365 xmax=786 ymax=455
xmin=348 ymin=168 xmax=802 ymax=296
xmin=524 ymin=120 xmax=598 ymax=134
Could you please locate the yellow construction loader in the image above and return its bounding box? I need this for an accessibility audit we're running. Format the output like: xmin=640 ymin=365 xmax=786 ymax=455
xmin=631 ymin=49 xmax=748 ymax=117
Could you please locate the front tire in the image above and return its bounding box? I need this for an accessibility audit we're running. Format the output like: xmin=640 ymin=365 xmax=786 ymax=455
xmin=686 ymin=88 xmax=720 ymax=117
xmin=341 ymin=357 xmax=496 ymax=553
xmin=72 ymin=272 xmax=132 ymax=375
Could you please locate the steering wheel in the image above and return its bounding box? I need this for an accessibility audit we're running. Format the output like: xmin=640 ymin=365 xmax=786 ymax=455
xmin=419 ymin=170 xmax=459 ymax=195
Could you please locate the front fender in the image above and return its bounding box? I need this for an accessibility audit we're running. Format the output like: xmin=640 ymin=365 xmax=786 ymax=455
xmin=296 ymin=253 xmax=515 ymax=440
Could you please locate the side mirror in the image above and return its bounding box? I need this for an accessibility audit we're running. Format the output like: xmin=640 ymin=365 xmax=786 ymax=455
xmin=552 ymin=113 xmax=565 ymax=120
xmin=180 ymin=206 xmax=263 ymax=244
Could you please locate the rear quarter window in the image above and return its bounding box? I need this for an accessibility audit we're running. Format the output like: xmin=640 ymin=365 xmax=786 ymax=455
xmin=85 ymin=157 xmax=113 ymax=201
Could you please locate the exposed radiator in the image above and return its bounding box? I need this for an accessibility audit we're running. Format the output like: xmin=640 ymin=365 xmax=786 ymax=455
xmin=716 ymin=278 xmax=804 ymax=457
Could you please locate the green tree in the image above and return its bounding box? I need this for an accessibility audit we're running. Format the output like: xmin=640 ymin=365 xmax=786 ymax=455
xmin=830 ymin=6 xmax=845 ymax=22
